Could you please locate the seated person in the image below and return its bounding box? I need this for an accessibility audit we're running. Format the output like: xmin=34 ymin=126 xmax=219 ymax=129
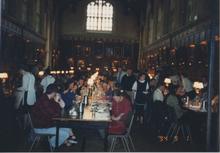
xmin=76 ymin=78 xmax=85 ymax=95
xmin=93 ymin=82 xmax=106 ymax=100
xmin=61 ymin=80 xmax=78 ymax=111
xmin=102 ymin=81 xmax=113 ymax=100
xmin=151 ymin=83 xmax=166 ymax=131
xmin=109 ymin=89 xmax=132 ymax=134
xmin=166 ymin=85 xmax=185 ymax=119
xmin=212 ymin=95 xmax=219 ymax=112
xmin=176 ymin=85 xmax=186 ymax=97
xmin=31 ymin=84 xmax=77 ymax=148
xmin=153 ymin=82 xmax=165 ymax=103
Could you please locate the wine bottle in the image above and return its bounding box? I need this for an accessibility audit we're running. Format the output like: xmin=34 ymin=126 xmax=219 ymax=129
xmin=79 ymin=102 xmax=84 ymax=114
xmin=84 ymin=95 xmax=88 ymax=106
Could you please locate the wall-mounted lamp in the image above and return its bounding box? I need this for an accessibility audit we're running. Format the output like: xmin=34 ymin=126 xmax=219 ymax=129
xmin=69 ymin=70 xmax=74 ymax=74
xmin=0 ymin=73 xmax=9 ymax=83
xmin=0 ymin=73 xmax=8 ymax=79
xmin=164 ymin=78 xmax=171 ymax=87
xmin=38 ymin=71 xmax=44 ymax=77
xmin=171 ymin=48 xmax=177 ymax=52
xmin=51 ymin=71 xmax=56 ymax=74
xmin=148 ymin=73 xmax=154 ymax=80
xmin=215 ymin=35 xmax=220 ymax=41
xmin=189 ymin=44 xmax=196 ymax=48
xmin=112 ymin=68 xmax=117 ymax=72
xmin=193 ymin=81 xmax=204 ymax=94
xmin=200 ymin=40 xmax=208 ymax=46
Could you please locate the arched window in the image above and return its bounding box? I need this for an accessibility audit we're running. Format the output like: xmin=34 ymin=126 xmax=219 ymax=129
xmin=86 ymin=0 xmax=113 ymax=32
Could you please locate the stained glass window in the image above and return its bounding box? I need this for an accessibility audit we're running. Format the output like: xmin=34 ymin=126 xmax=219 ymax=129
xmin=86 ymin=0 xmax=113 ymax=32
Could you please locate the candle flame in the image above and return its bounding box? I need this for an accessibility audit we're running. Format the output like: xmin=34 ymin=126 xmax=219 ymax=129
xmin=87 ymin=72 xmax=99 ymax=87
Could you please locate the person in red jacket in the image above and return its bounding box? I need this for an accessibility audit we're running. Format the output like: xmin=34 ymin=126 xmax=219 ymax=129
xmin=32 ymin=84 xmax=76 ymax=148
xmin=109 ymin=89 xmax=132 ymax=134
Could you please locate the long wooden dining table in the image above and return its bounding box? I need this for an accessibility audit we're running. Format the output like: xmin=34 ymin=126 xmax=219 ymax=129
xmin=53 ymin=104 xmax=111 ymax=152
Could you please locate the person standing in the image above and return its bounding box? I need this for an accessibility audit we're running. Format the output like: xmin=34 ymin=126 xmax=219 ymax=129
xmin=116 ymin=67 xmax=126 ymax=86
xmin=15 ymin=65 xmax=36 ymax=129
xmin=17 ymin=65 xmax=36 ymax=108
xmin=40 ymin=68 xmax=55 ymax=93
xmin=121 ymin=68 xmax=136 ymax=103
xmin=121 ymin=68 xmax=136 ymax=91
xmin=132 ymin=73 xmax=149 ymax=124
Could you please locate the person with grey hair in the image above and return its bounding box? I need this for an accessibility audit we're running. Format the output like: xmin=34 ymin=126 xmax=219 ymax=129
xmin=40 ymin=67 xmax=55 ymax=93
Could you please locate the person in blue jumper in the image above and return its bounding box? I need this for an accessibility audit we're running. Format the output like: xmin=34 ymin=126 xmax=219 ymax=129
xmin=61 ymin=79 xmax=78 ymax=111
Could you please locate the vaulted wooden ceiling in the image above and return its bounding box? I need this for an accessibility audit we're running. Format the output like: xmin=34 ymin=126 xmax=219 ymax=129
xmin=56 ymin=0 xmax=147 ymax=17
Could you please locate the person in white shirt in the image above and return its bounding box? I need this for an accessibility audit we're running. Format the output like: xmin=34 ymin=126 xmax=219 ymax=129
xmin=151 ymin=83 xmax=166 ymax=134
xmin=132 ymin=73 xmax=149 ymax=101
xmin=40 ymin=68 xmax=56 ymax=93
xmin=132 ymin=73 xmax=149 ymax=124
xmin=17 ymin=66 xmax=36 ymax=107
xmin=14 ymin=65 xmax=36 ymax=129
xmin=153 ymin=83 xmax=165 ymax=102
xmin=179 ymin=73 xmax=195 ymax=99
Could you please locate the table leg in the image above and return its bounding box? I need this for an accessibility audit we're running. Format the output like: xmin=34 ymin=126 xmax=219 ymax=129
xmin=104 ymin=126 xmax=109 ymax=151
xmin=80 ymin=135 xmax=86 ymax=152
xmin=55 ymin=125 xmax=59 ymax=151
xmin=81 ymin=129 xmax=86 ymax=152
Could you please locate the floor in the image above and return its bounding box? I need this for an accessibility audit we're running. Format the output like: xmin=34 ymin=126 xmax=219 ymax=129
xmin=1 ymin=120 xmax=207 ymax=152
xmin=0 ymin=98 xmax=215 ymax=152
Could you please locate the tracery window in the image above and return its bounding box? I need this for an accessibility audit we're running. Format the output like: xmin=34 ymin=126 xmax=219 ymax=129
xmin=86 ymin=0 xmax=113 ymax=32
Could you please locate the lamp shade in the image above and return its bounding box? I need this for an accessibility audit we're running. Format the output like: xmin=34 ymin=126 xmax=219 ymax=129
xmin=193 ymin=82 xmax=204 ymax=89
xmin=51 ymin=71 xmax=56 ymax=74
xmin=69 ymin=70 xmax=74 ymax=74
xmin=164 ymin=78 xmax=171 ymax=84
xmin=0 ymin=73 xmax=8 ymax=79
xmin=38 ymin=71 xmax=44 ymax=76
xmin=148 ymin=73 xmax=153 ymax=79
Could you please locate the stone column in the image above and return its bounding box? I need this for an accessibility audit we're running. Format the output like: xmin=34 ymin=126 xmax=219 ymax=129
xmin=0 ymin=0 xmax=2 ymax=70
xmin=137 ymin=2 xmax=147 ymax=70
xmin=44 ymin=0 xmax=53 ymax=68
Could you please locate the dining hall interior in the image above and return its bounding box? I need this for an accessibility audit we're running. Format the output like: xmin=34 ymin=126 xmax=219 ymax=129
xmin=0 ymin=0 xmax=219 ymax=152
